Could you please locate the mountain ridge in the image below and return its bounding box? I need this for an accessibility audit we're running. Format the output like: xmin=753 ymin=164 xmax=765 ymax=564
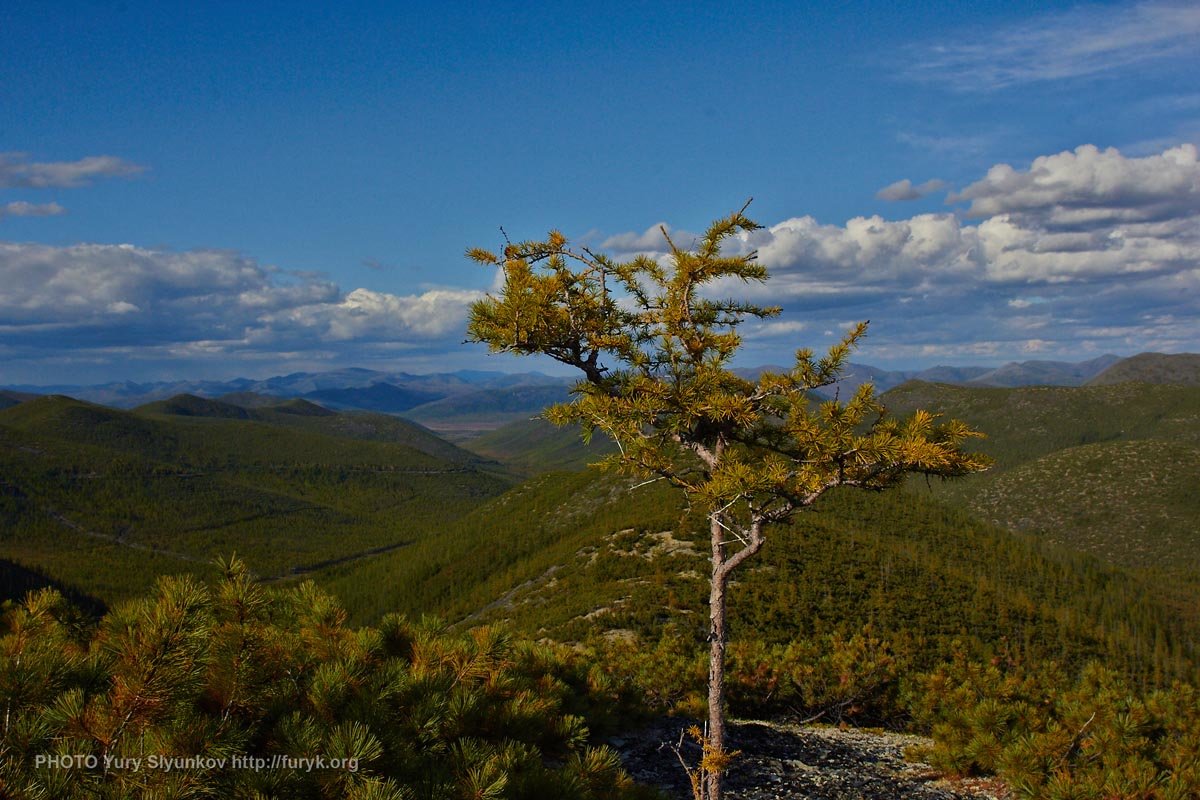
xmin=5 ymin=353 xmax=1196 ymax=414
xmin=0 ymin=368 xmax=572 ymax=409
xmin=1087 ymin=352 xmax=1200 ymax=386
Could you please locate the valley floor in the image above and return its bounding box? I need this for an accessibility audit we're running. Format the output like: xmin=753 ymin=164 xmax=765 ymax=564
xmin=616 ymin=718 xmax=1010 ymax=800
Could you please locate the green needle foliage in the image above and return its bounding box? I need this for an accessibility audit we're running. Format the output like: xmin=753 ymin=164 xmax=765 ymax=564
xmin=0 ymin=559 xmax=657 ymax=800
xmin=909 ymin=652 xmax=1200 ymax=799
xmin=467 ymin=203 xmax=990 ymax=799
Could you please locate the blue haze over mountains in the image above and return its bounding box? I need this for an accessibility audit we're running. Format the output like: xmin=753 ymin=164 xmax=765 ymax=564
xmin=0 ymin=354 xmax=1150 ymax=414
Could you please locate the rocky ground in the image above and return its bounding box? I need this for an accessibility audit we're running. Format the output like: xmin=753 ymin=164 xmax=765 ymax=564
xmin=613 ymin=718 xmax=1011 ymax=800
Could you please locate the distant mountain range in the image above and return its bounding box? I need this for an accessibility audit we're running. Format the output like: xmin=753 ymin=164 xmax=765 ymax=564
xmin=4 ymin=353 xmax=1198 ymax=424
xmin=0 ymin=369 xmax=573 ymax=412
xmin=816 ymin=353 xmax=1125 ymax=394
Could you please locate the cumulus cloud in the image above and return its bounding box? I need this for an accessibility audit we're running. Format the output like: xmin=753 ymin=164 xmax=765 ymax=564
xmin=604 ymin=144 xmax=1199 ymax=364
xmin=0 ymin=153 xmax=146 ymax=189
xmin=264 ymin=287 xmax=483 ymax=342
xmin=875 ymin=178 xmax=947 ymax=201
xmin=953 ymin=143 xmax=1200 ymax=223
xmin=602 ymin=223 xmax=701 ymax=254
xmin=743 ymin=320 xmax=808 ymax=340
xmin=734 ymin=211 xmax=976 ymax=298
xmin=905 ymin=1 xmax=1200 ymax=91
xmin=730 ymin=144 xmax=1200 ymax=291
xmin=0 ymin=201 xmax=66 ymax=218
xmin=0 ymin=242 xmax=484 ymax=369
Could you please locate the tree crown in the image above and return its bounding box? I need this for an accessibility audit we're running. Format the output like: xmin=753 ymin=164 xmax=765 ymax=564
xmin=467 ymin=205 xmax=989 ymax=525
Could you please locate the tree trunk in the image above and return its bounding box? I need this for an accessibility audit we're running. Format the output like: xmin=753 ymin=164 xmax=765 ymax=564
xmin=704 ymin=513 xmax=728 ymax=800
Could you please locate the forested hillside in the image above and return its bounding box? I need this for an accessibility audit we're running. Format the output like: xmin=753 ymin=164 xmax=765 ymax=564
xmin=6 ymin=380 xmax=1198 ymax=675
xmin=323 ymin=468 xmax=1197 ymax=688
xmin=140 ymin=393 xmax=491 ymax=466
xmin=1086 ymin=352 xmax=1200 ymax=386
xmin=885 ymin=381 xmax=1200 ymax=575
xmin=0 ymin=396 xmax=511 ymax=604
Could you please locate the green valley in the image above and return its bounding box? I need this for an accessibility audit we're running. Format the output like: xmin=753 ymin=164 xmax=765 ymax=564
xmin=463 ymin=416 xmax=618 ymax=474
xmin=0 ymin=395 xmax=512 ymax=605
xmin=322 ymin=466 xmax=1198 ymax=687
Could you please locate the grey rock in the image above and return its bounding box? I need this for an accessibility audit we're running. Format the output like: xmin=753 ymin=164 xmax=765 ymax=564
xmin=613 ymin=718 xmax=1010 ymax=800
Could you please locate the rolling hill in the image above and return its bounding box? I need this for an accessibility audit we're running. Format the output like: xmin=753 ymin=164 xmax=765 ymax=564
xmin=0 ymin=395 xmax=513 ymax=605
xmin=966 ymin=354 xmax=1122 ymax=387
xmin=814 ymin=356 xmax=1120 ymax=395
xmin=0 ymin=368 xmax=570 ymax=409
xmin=882 ymin=380 xmax=1200 ymax=574
xmin=137 ymin=393 xmax=255 ymax=419
xmin=967 ymin=438 xmax=1200 ymax=570
xmin=1087 ymin=351 xmax=1200 ymax=386
xmin=138 ymin=393 xmax=490 ymax=466
xmin=8 ymin=355 xmax=1173 ymax=414
xmin=0 ymin=390 xmax=38 ymax=410
xmin=454 ymin=378 xmax=1200 ymax=578
xmin=321 ymin=468 xmax=1198 ymax=685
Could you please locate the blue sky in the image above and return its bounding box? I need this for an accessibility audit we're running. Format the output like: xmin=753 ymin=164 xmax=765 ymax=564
xmin=2 ymin=0 xmax=1198 ymax=384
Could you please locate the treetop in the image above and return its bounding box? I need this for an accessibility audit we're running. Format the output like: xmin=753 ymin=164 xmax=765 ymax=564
xmin=467 ymin=205 xmax=989 ymax=521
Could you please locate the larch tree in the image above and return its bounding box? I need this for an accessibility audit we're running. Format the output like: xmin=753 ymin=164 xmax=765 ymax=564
xmin=466 ymin=203 xmax=990 ymax=800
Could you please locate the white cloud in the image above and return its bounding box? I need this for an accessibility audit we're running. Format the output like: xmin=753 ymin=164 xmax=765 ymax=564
xmin=0 ymin=242 xmax=483 ymax=360
xmin=601 ymin=223 xmax=701 ymax=254
xmin=953 ymin=144 xmax=1200 ymax=284
xmin=953 ymin=144 xmax=1200 ymax=224
xmin=906 ymin=1 xmax=1200 ymax=91
xmin=0 ymin=201 xmax=67 ymax=218
xmin=744 ymin=320 xmax=808 ymax=340
xmin=714 ymin=144 xmax=1200 ymax=291
xmin=598 ymin=143 xmax=1199 ymax=364
xmin=0 ymin=153 xmax=146 ymax=189
xmin=269 ymin=287 xmax=483 ymax=341
xmin=718 ymin=212 xmax=975 ymax=300
xmin=875 ymin=178 xmax=947 ymax=201
xmin=535 ymin=146 xmax=1198 ymax=371
xmin=0 ymin=242 xmax=267 ymax=323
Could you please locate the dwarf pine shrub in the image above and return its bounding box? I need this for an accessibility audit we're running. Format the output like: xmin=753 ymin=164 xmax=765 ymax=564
xmin=0 ymin=559 xmax=658 ymax=800
xmin=908 ymin=649 xmax=1200 ymax=799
